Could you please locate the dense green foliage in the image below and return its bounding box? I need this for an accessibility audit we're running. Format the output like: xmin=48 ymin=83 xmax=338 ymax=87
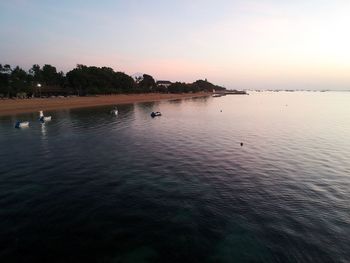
xmin=0 ymin=63 xmax=225 ymax=98
xmin=0 ymin=64 xmax=65 ymax=97
xmin=137 ymin=74 xmax=156 ymax=92
xmin=192 ymin=79 xmax=225 ymax=92
xmin=0 ymin=64 xmax=33 ymax=97
xmin=167 ymin=80 xmax=226 ymax=94
xmin=66 ymin=65 xmax=135 ymax=95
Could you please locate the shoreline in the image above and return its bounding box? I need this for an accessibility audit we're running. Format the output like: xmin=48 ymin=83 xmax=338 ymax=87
xmin=0 ymin=93 xmax=210 ymax=116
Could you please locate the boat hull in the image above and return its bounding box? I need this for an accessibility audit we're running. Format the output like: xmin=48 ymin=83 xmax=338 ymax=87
xmin=15 ymin=121 xmax=29 ymax=128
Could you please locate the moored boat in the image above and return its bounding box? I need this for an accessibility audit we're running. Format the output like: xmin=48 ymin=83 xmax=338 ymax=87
xmin=39 ymin=111 xmax=52 ymax=122
xmin=110 ymin=106 xmax=118 ymax=115
xmin=151 ymin=111 xmax=161 ymax=117
xmin=15 ymin=121 xmax=29 ymax=128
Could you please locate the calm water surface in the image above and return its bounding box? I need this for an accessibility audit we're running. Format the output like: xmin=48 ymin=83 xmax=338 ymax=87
xmin=1 ymin=92 xmax=350 ymax=262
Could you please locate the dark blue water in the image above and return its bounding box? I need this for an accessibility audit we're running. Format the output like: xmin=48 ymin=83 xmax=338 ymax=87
xmin=1 ymin=92 xmax=350 ymax=262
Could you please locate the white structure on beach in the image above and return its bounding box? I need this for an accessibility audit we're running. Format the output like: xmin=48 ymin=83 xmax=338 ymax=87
xmin=156 ymin=80 xmax=172 ymax=88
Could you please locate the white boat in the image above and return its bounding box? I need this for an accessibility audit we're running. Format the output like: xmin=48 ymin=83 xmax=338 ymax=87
xmin=110 ymin=107 xmax=118 ymax=115
xmin=43 ymin=116 xmax=52 ymax=121
xmin=15 ymin=121 xmax=29 ymax=128
xmin=39 ymin=111 xmax=52 ymax=122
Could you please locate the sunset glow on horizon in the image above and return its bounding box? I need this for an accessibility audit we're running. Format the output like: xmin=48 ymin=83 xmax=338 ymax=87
xmin=1 ymin=0 xmax=350 ymax=89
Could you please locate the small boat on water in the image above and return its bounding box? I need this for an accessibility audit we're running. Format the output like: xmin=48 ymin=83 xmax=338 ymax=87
xmin=110 ymin=107 xmax=118 ymax=115
xmin=39 ymin=111 xmax=52 ymax=122
xmin=15 ymin=121 xmax=29 ymax=128
xmin=42 ymin=116 xmax=52 ymax=121
xmin=212 ymin=94 xmax=222 ymax=97
xmin=151 ymin=111 xmax=161 ymax=117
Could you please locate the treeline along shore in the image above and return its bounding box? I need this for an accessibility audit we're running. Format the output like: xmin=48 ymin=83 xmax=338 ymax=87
xmin=0 ymin=63 xmax=226 ymax=98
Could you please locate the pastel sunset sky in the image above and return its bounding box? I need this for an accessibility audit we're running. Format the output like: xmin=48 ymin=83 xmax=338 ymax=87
xmin=1 ymin=0 xmax=350 ymax=89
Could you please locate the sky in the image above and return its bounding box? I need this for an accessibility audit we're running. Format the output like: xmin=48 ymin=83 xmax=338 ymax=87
xmin=1 ymin=0 xmax=350 ymax=89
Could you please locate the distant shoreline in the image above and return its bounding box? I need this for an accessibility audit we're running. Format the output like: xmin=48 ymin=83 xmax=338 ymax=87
xmin=0 ymin=93 xmax=210 ymax=116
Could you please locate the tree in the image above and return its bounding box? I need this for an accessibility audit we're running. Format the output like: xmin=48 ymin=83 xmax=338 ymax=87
xmin=138 ymin=74 xmax=155 ymax=92
xmin=66 ymin=65 xmax=135 ymax=95
xmin=66 ymin=65 xmax=89 ymax=95
xmin=0 ymin=65 xmax=10 ymax=97
xmin=113 ymin=71 xmax=135 ymax=93
xmin=10 ymin=66 xmax=29 ymax=96
xmin=192 ymin=79 xmax=225 ymax=92
xmin=168 ymin=82 xmax=189 ymax=93
xmin=57 ymin=71 xmax=65 ymax=87
xmin=2 ymin=64 xmax=12 ymax=74
xmin=42 ymin=64 xmax=59 ymax=85
xmin=30 ymin=64 xmax=42 ymax=82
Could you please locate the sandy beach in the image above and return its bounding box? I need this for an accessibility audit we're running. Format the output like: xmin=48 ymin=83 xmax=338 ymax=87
xmin=0 ymin=93 xmax=209 ymax=116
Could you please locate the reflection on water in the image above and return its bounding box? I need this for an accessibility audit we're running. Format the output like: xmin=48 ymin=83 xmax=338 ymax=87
xmin=40 ymin=122 xmax=47 ymax=137
xmin=0 ymin=93 xmax=350 ymax=262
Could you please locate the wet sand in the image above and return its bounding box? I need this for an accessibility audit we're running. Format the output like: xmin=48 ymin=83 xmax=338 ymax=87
xmin=0 ymin=93 xmax=209 ymax=116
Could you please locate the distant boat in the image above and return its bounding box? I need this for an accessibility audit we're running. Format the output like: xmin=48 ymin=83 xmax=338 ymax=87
xmin=151 ymin=111 xmax=161 ymax=117
xmin=224 ymin=90 xmax=248 ymax=95
xmin=15 ymin=121 xmax=29 ymax=128
xmin=110 ymin=107 xmax=118 ymax=115
xmin=39 ymin=111 xmax=52 ymax=122
xmin=212 ymin=94 xmax=222 ymax=97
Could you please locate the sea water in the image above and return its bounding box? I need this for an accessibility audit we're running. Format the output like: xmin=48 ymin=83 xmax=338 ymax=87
xmin=0 ymin=92 xmax=350 ymax=262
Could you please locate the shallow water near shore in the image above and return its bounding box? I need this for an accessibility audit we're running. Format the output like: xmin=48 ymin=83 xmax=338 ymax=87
xmin=1 ymin=92 xmax=350 ymax=262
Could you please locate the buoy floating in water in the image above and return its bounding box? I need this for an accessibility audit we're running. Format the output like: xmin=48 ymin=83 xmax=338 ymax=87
xmin=240 ymin=142 xmax=243 ymax=147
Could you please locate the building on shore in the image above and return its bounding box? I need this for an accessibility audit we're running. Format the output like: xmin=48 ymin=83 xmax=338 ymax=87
xmin=156 ymin=80 xmax=172 ymax=88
